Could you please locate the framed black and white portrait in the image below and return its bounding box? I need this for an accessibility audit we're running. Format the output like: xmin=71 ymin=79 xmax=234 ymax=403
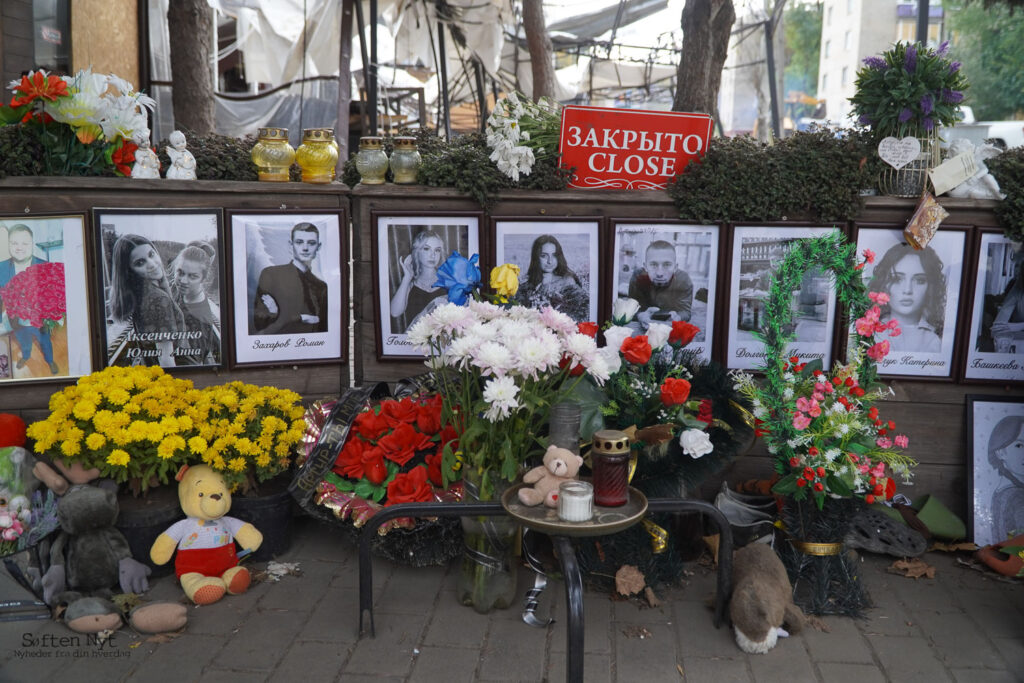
xmin=855 ymin=225 xmax=967 ymax=378
xmin=375 ymin=213 xmax=481 ymax=359
xmin=0 ymin=214 xmax=92 ymax=381
xmin=228 ymin=211 xmax=345 ymax=367
xmin=726 ymin=226 xmax=838 ymax=371
xmin=966 ymin=395 xmax=1024 ymax=547
xmin=611 ymin=221 xmax=719 ymax=362
xmin=964 ymin=231 xmax=1024 ymax=382
xmin=94 ymin=208 xmax=224 ymax=369
xmin=494 ymin=219 xmax=599 ymax=323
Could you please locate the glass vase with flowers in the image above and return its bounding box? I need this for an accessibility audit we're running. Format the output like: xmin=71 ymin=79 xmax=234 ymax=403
xmin=407 ymin=252 xmax=609 ymax=612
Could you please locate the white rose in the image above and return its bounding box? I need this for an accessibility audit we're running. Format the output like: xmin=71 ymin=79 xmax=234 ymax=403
xmin=603 ymin=325 xmax=634 ymax=354
xmin=612 ymin=297 xmax=640 ymax=323
xmin=679 ymin=428 xmax=714 ymax=458
xmin=646 ymin=322 xmax=672 ymax=350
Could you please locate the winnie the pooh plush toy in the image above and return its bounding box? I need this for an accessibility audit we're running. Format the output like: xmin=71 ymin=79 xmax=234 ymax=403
xmin=517 ymin=445 xmax=584 ymax=508
xmin=150 ymin=464 xmax=263 ymax=605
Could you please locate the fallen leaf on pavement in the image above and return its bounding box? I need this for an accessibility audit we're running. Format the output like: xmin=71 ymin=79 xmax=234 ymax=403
xmin=622 ymin=625 xmax=653 ymax=639
xmin=615 ymin=564 xmax=645 ymax=596
xmin=888 ymin=557 xmax=935 ymax=579
xmin=931 ymin=541 xmax=978 ymax=552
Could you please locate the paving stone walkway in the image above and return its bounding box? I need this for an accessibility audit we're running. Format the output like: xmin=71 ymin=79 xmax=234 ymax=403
xmin=0 ymin=516 xmax=1021 ymax=682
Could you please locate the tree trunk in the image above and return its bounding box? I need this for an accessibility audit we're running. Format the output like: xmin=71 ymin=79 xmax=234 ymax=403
xmin=522 ymin=0 xmax=557 ymax=100
xmin=672 ymin=0 xmax=736 ymax=115
xmin=167 ymin=0 xmax=216 ymax=135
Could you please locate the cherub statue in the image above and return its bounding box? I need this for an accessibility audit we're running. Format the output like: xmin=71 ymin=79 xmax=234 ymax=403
xmin=946 ymin=138 xmax=1004 ymax=200
xmin=165 ymin=130 xmax=197 ymax=180
xmin=130 ymin=132 xmax=161 ymax=179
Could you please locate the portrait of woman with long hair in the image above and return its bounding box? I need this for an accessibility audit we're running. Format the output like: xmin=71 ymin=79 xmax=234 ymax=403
xmin=389 ymin=228 xmax=447 ymax=333
xmin=514 ymin=234 xmax=588 ymax=321
xmin=170 ymin=240 xmax=221 ymax=365
xmin=868 ymin=242 xmax=946 ymax=353
xmin=108 ymin=233 xmax=186 ymax=367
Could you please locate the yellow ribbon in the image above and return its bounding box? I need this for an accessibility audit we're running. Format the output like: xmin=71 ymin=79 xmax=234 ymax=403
xmin=642 ymin=518 xmax=668 ymax=554
xmin=789 ymin=539 xmax=843 ymax=556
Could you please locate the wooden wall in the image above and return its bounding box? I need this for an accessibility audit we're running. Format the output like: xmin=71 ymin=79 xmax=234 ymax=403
xmin=350 ymin=186 xmax=1024 ymax=522
xmin=71 ymin=0 xmax=139 ymax=87
xmin=0 ymin=0 xmax=33 ymax=86
xmin=0 ymin=176 xmax=349 ymax=424
xmin=1 ymin=175 xmax=1020 ymax=521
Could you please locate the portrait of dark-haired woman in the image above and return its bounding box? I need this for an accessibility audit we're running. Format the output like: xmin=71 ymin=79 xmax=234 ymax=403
xmin=868 ymin=242 xmax=946 ymax=353
xmin=514 ymin=234 xmax=588 ymax=321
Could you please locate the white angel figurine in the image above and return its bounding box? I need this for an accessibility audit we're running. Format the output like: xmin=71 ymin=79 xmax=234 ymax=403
xmin=165 ymin=130 xmax=197 ymax=180
xmin=947 ymin=138 xmax=1005 ymax=200
xmin=130 ymin=132 xmax=161 ymax=179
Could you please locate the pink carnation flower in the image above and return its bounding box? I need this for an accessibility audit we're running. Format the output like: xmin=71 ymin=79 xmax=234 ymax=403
xmin=876 ymin=437 xmax=893 ymax=449
xmin=868 ymin=290 xmax=888 ymax=304
xmin=866 ymin=340 xmax=890 ymax=361
xmin=792 ymin=413 xmax=812 ymax=430
xmin=894 ymin=434 xmax=909 ymax=448
xmin=863 ymin=248 xmax=876 ymax=264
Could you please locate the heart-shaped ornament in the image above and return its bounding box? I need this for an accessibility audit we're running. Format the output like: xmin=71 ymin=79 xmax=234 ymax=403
xmin=878 ymin=136 xmax=922 ymax=170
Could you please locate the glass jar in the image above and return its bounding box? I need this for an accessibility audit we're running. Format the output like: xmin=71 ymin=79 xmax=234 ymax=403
xmin=294 ymin=128 xmax=339 ymax=184
xmin=250 ymin=127 xmax=295 ymax=182
xmin=389 ymin=136 xmax=421 ymax=184
xmin=355 ymin=136 xmax=389 ymax=185
xmin=557 ymin=480 xmax=593 ymax=522
xmin=548 ymin=402 xmax=581 ymax=454
xmin=591 ymin=429 xmax=630 ymax=507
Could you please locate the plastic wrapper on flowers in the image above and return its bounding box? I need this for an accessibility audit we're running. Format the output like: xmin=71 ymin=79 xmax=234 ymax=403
xmin=289 ymin=382 xmax=464 ymax=567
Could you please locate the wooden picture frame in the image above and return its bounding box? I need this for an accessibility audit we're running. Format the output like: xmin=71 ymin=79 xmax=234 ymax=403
xmin=963 ymin=229 xmax=1024 ymax=382
xmin=725 ymin=225 xmax=840 ymax=371
xmin=493 ymin=218 xmax=600 ymax=324
xmin=373 ymin=212 xmax=481 ymax=359
xmin=610 ymin=220 xmax=720 ymax=363
xmin=0 ymin=213 xmax=93 ymax=381
xmin=966 ymin=394 xmax=1024 ymax=547
xmin=93 ymin=208 xmax=225 ymax=369
xmin=851 ymin=223 xmax=969 ymax=379
xmin=226 ymin=210 xmax=346 ymax=367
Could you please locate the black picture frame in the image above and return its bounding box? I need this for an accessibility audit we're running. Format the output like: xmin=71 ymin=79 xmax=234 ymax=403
xmin=493 ymin=217 xmax=601 ymax=324
xmin=92 ymin=208 xmax=225 ymax=370
xmin=0 ymin=213 xmax=94 ymax=381
xmin=962 ymin=229 xmax=1024 ymax=383
xmin=373 ymin=212 xmax=482 ymax=360
xmin=226 ymin=209 xmax=347 ymax=368
xmin=965 ymin=394 xmax=1024 ymax=547
xmin=610 ymin=220 xmax=721 ymax=363
xmin=851 ymin=223 xmax=970 ymax=380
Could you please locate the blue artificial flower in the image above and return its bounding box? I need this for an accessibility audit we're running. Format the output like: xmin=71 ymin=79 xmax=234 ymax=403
xmin=949 ymin=61 xmax=961 ymax=74
xmin=920 ymin=94 xmax=934 ymax=116
xmin=942 ymin=88 xmax=964 ymax=104
xmin=937 ymin=40 xmax=950 ymax=57
xmin=858 ymin=114 xmax=873 ymax=126
xmin=923 ymin=117 xmax=935 ymax=132
xmin=434 ymin=251 xmax=481 ymax=305
xmin=898 ymin=108 xmax=913 ymax=123
xmin=904 ymin=44 xmax=917 ymax=73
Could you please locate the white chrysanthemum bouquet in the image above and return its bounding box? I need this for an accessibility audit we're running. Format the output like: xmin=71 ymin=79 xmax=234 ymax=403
xmin=485 ymin=92 xmax=562 ymax=182
xmin=408 ymin=299 xmax=608 ymax=500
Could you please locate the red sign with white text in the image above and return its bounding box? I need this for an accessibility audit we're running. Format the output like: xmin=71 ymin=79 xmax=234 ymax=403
xmin=558 ymin=106 xmax=713 ymax=190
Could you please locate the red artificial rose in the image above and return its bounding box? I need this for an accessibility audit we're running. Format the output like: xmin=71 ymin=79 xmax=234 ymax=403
xmin=426 ymin=450 xmax=444 ymax=487
xmin=696 ymin=398 xmax=713 ymax=425
xmin=885 ymin=477 xmax=897 ymax=499
xmin=415 ymin=398 xmax=442 ymax=435
xmin=352 ymin=408 xmax=389 ymax=440
xmin=378 ymin=422 xmax=433 ymax=466
xmin=577 ymin=322 xmax=599 ymax=338
xmin=620 ymin=335 xmax=652 ymax=365
xmin=386 ymin=466 xmax=434 ymax=505
xmin=364 ymin=455 xmax=388 ymax=485
xmin=669 ymin=321 xmax=700 ymax=347
xmin=110 ymin=139 xmax=138 ymax=177
xmin=789 ymin=457 xmax=800 ymax=467
xmin=379 ymin=397 xmax=419 ymax=429
xmin=559 ymin=355 xmax=585 ymax=376
xmin=659 ymin=377 xmax=692 ymax=406
xmin=332 ymin=438 xmax=367 ymax=479
xmin=803 ymin=467 xmax=815 ymax=480
xmin=865 ymin=494 xmax=876 ymax=504
xmin=796 ymin=478 xmax=807 ymax=488
xmin=808 ymin=446 xmax=819 ymax=456
xmin=844 ymin=377 xmax=855 ymax=387
xmin=816 ymin=466 xmax=826 ymax=478
xmin=789 ymin=356 xmax=799 ymax=364
xmin=813 ymin=481 xmax=824 ymax=492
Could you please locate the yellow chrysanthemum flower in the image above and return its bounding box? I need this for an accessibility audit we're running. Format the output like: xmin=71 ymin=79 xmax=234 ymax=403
xmin=228 ymin=457 xmax=246 ymax=472
xmin=73 ymin=400 xmax=97 ymax=421
xmin=85 ymin=432 xmax=106 ymax=450
xmin=188 ymin=436 xmax=208 ymax=455
xmin=106 ymin=449 xmax=131 ymax=467
xmin=60 ymin=439 xmax=82 ymax=457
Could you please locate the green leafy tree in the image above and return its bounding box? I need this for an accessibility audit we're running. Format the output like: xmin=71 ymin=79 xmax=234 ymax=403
xmin=947 ymin=3 xmax=1024 ymax=120
xmin=783 ymin=2 xmax=822 ymax=99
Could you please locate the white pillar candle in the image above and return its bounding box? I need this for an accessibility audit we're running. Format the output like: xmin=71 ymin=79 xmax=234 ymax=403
xmin=558 ymin=480 xmax=593 ymax=522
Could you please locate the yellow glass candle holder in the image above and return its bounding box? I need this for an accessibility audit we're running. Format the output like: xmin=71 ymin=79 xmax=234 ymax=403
xmin=295 ymin=128 xmax=339 ymax=184
xmin=250 ymin=127 xmax=295 ymax=182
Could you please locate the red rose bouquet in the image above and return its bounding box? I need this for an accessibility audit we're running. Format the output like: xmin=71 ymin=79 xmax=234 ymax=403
xmin=316 ymin=394 xmax=459 ymax=530
xmin=0 ymin=262 xmax=66 ymax=329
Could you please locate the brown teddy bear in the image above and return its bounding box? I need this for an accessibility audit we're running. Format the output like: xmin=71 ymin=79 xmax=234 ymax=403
xmin=517 ymin=445 xmax=584 ymax=508
xmin=729 ymin=543 xmax=805 ymax=654
xmin=150 ymin=464 xmax=262 ymax=605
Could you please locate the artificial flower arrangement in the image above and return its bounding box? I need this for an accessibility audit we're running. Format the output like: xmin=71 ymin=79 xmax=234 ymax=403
xmin=0 ymin=262 xmax=65 ymax=330
xmin=1 ymin=68 xmax=155 ymax=176
xmin=26 ymin=367 xmax=306 ymax=495
xmin=731 ymin=251 xmax=917 ymax=510
xmin=485 ymin=92 xmax=562 ymax=182
xmin=849 ymin=40 xmax=969 ymax=139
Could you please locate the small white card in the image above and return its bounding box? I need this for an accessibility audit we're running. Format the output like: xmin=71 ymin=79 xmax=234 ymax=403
xmin=929 ymin=152 xmax=978 ymax=196
xmin=878 ymin=136 xmax=921 ymax=169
